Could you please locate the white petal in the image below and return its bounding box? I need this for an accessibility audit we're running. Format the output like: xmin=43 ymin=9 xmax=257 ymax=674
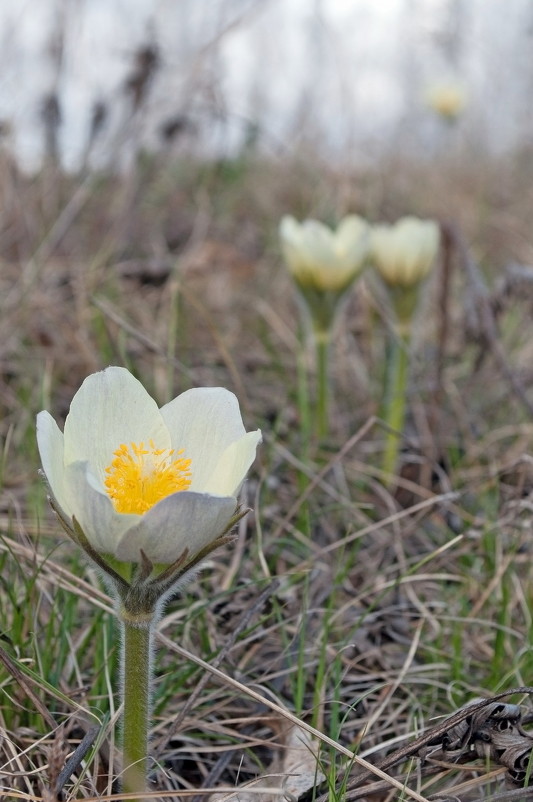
xmin=63 ymin=367 xmax=170 ymax=482
xmin=382 ymin=218 xmax=439 ymax=284
xmin=335 ymin=215 xmax=370 ymax=265
xmin=336 ymin=214 xmax=368 ymax=246
xmin=281 ymin=242 xmax=311 ymax=282
xmin=279 ymin=215 xmax=302 ymax=247
xmin=280 ymin=217 xmax=334 ymax=285
xmin=281 ymin=216 xmax=369 ymax=291
xmin=371 ymin=225 xmax=398 ymax=282
xmin=36 ymin=410 xmax=73 ymax=518
xmin=300 ymin=220 xmax=336 ymax=267
xmin=114 ymin=492 xmax=237 ymax=563
xmin=64 ymin=461 xmax=138 ymax=554
xmin=160 ymin=387 xmax=247 ymax=492
xmin=203 ymin=429 xmax=262 ymax=495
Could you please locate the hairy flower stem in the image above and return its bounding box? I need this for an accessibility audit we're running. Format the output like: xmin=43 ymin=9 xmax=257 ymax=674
xmin=297 ymin=325 xmax=312 ymax=453
xmin=381 ymin=329 xmax=411 ymax=485
xmin=315 ymin=330 xmax=331 ymax=441
xmin=121 ymin=609 xmax=156 ymax=801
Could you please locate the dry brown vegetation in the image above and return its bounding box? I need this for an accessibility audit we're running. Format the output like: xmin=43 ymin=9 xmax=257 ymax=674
xmin=1 ymin=143 xmax=533 ymax=801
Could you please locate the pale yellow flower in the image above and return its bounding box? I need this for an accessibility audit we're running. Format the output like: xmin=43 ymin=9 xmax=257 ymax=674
xmin=279 ymin=214 xmax=370 ymax=293
xmin=427 ymin=83 xmax=467 ymax=121
xmin=37 ymin=367 xmax=261 ymax=564
xmin=370 ymin=217 xmax=440 ymax=288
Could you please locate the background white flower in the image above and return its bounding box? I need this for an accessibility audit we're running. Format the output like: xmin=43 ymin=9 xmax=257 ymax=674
xmin=426 ymin=83 xmax=467 ymax=121
xmin=37 ymin=367 xmax=261 ymax=564
xmin=279 ymin=214 xmax=370 ymax=293
xmin=370 ymin=216 xmax=440 ymax=288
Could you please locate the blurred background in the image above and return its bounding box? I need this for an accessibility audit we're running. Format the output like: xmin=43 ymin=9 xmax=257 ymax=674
xmin=2 ymin=0 xmax=533 ymax=415
xmin=1 ymin=0 xmax=532 ymax=172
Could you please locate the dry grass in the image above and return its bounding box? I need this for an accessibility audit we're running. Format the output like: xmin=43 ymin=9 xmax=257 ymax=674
xmin=0 ymin=144 xmax=533 ymax=801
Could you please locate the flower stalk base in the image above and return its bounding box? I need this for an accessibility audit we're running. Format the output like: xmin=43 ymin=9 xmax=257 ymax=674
xmin=121 ymin=611 xmax=154 ymax=802
xmin=315 ymin=331 xmax=331 ymax=440
xmin=381 ymin=330 xmax=411 ymax=485
xmin=45 ymin=507 xmax=248 ymax=800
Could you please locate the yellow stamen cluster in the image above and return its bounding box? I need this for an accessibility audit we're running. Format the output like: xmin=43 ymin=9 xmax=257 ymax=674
xmin=104 ymin=440 xmax=192 ymax=515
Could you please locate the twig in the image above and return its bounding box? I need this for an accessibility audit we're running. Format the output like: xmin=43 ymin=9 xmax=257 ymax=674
xmin=428 ymin=220 xmax=455 ymax=461
xmin=315 ymin=687 xmax=533 ymax=802
xmin=54 ymin=726 xmax=100 ymax=799
xmin=450 ymin=223 xmax=533 ymax=416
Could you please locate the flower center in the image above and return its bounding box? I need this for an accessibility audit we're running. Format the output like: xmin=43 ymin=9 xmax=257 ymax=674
xmin=104 ymin=440 xmax=192 ymax=514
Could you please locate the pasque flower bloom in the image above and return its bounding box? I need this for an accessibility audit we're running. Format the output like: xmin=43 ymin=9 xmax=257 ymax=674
xmin=370 ymin=216 xmax=440 ymax=288
xmin=279 ymin=214 xmax=370 ymax=293
xmin=37 ymin=367 xmax=261 ymax=565
xmin=370 ymin=217 xmax=440 ymax=480
xmin=427 ymin=83 xmax=467 ymax=121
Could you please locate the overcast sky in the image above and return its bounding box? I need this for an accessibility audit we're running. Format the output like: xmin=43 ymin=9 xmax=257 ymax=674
xmin=0 ymin=0 xmax=531 ymax=170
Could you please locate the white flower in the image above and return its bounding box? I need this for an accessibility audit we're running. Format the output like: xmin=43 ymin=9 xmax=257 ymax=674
xmin=370 ymin=217 xmax=440 ymax=288
xmin=37 ymin=367 xmax=261 ymax=565
xmin=279 ymin=214 xmax=370 ymax=293
xmin=426 ymin=83 xmax=467 ymax=121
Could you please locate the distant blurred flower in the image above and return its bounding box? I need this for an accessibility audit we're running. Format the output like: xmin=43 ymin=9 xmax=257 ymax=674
xmin=426 ymin=83 xmax=467 ymax=121
xmin=279 ymin=215 xmax=370 ymax=294
xmin=37 ymin=366 xmax=261 ymax=566
xmin=371 ymin=216 xmax=440 ymax=290
xmin=370 ymin=216 xmax=441 ymax=483
xmin=279 ymin=214 xmax=370 ymax=439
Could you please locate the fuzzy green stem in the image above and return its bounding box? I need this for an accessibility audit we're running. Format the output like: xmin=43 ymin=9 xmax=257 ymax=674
xmin=121 ymin=611 xmax=155 ymax=801
xmin=296 ymin=324 xmax=312 ymax=453
xmin=381 ymin=329 xmax=411 ymax=484
xmin=315 ymin=330 xmax=331 ymax=440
